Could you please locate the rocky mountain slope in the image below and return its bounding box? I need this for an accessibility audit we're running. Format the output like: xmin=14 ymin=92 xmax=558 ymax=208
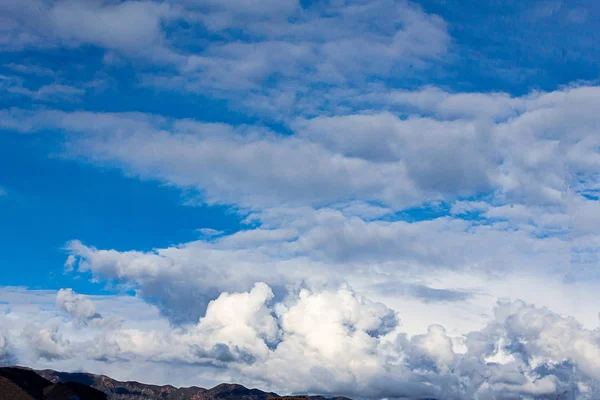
xmin=0 ymin=367 xmax=353 ymax=400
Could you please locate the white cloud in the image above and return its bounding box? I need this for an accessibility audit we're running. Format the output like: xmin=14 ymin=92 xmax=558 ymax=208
xmin=360 ymin=85 xmax=532 ymax=121
xmin=0 ymin=109 xmax=421 ymax=209
xmin=3 ymin=285 xmax=600 ymax=398
xmin=191 ymin=282 xmax=280 ymax=359
xmin=56 ymin=288 xmax=101 ymax=325
xmin=145 ymin=0 xmax=450 ymax=100
xmin=3 ymin=63 xmax=56 ymax=76
xmin=197 ymin=228 xmax=224 ymax=237
xmin=3 ymin=85 xmax=599 ymax=212
xmin=2 ymin=87 xmax=600 ymax=358
xmin=0 ymin=0 xmax=449 ymax=102
xmin=0 ymin=0 xmax=179 ymax=62
xmin=7 ymin=83 xmax=84 ymax=101
xmin=23 ymin=326 xmax=71 ymax=361
xmin=179 ymin=0 xmax=300 ymax=22
xmin=58 ymin=202 xmax=596 ymax=334
xmin=1 ymin=3 xmax=600 ymax=395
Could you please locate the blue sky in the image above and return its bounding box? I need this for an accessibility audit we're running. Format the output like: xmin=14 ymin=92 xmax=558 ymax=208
xmin=0 ymin=122 xmax=243 ymax=292
xmin=1 ymin=0 xmax=598 ymax=294
xmin=1 ymin=0 xmax=600 ymax=398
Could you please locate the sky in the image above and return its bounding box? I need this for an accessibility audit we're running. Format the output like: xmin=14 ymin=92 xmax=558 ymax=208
xmin=1 ymin=0 xmax=600 ymax=399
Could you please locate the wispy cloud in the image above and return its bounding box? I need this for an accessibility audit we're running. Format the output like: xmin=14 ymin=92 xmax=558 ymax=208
xmin=7 ymin=83 xmax=84 ymax=101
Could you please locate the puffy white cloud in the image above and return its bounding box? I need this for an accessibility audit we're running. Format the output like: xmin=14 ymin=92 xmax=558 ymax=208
xmin=56 ymin=288 xmax=101 ymax=325
xmin=4 ymin=285 xmax=600 ymax=399
xmin=189 ymin=282 xmax=280 ymax=359
xmin=487 ymin=301 xmax=600 ymax=381
xmin=59 ymin=202 xmax=582 ymax=327
xmin=22 ymin=326 xmax=71 ymax=361
xmin=409 ymin=325 xmax=456 ymax=371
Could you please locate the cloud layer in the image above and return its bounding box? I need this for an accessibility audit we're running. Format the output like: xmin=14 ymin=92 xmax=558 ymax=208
xmin=2 ymin=83 xmax=600 ymax=398
xmin=3 ymin=286 xmax=600 ymax=399
xmin=2 ymin=1 xmax=600 ymax=399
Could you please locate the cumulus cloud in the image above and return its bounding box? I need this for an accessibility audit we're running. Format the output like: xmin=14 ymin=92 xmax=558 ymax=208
xmin=3 ymin=285 xmax=600 ymax=399
xmin=0 ymin=333 xmax=15 ymax=366
xmin=53 ymin=198 xmax=594 ymax=329
xmin=22 ymin=326 xmax=71 ymax=361
xmin=56 ymin=288 xmax=102 ymax=326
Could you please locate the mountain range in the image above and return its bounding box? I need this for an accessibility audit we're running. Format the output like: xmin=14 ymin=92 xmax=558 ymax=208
xmin=0 ymin=366 xmax=354 ymax=400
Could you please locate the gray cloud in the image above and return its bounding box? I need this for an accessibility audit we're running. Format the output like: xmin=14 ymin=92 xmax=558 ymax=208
xmin=0 ymin=334 xmax=16 ymax=366
xmin=373 ymin=282 xmax=473 ymax=303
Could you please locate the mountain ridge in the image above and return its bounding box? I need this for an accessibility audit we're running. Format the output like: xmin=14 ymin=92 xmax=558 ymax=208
xmin=0 ymin=366 xmax=354 ymax=400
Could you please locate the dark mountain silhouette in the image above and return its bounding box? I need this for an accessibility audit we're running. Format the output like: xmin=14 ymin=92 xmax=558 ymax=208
xmin=0 ymin=376 xmax=36 ymax=400
xmin=0 ymin=367 xmax=107 ymax=400
xmin=0 ymin=366 xmax=356 ymax=400
xmin=43 ymin=381 xmax=107 ymax=400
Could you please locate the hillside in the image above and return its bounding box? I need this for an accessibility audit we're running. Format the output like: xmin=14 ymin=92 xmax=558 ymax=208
xmin=0 ymin=367 xmax=353 ymax=400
